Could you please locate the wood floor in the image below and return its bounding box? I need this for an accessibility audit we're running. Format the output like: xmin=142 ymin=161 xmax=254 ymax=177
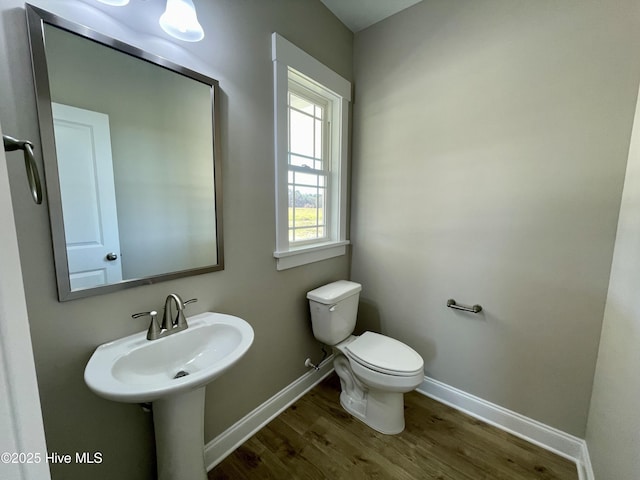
xmin=208 ymin=374 xmax=578 ymax=480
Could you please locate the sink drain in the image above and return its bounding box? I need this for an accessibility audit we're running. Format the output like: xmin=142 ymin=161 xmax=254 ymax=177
xmin=173 ymin=370 xmax=189 ymax=379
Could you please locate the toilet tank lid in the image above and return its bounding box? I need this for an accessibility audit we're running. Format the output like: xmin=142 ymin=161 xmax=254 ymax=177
xmin=307 ymin=280 xmax=362 ymax=304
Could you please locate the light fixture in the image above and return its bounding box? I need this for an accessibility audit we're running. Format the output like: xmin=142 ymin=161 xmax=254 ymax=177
xmin=96 ymin=0 xmax=130 ymax=6
xmin=159 ymin=0 xmax=205 ymax=42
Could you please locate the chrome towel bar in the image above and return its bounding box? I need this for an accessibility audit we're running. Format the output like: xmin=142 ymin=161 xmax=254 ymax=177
xmin=447 ymin=299 xmax=482 ymax=313
xmin=3 ymin=134 xmax=43 ymax=205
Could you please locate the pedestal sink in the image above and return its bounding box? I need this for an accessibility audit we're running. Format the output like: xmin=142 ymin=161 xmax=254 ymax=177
xmin=84 ymin=312 xmax=254 ymax=480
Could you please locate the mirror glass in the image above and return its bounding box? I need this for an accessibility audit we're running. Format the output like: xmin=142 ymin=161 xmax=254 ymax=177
xmin=27 ymin=5 xmax=223 ymax=301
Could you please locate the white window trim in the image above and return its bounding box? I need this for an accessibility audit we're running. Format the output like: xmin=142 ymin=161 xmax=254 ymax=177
xmin=272 ymin=33 xmax=351 ymax=271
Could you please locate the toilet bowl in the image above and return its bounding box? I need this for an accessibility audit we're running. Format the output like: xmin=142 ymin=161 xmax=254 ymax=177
xmin=307 ymin=281 xmax=424 ymax=434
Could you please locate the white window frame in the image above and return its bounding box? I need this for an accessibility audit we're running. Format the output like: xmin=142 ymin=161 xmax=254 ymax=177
xmin=272 ymin=33 xmax=351 ymax=270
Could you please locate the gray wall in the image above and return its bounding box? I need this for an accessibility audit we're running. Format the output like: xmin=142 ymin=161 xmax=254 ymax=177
xmin=585 ymin=83 xmax=640 ymax=479
xmin=351 ymin=0 xmax=640 ymax=436
xmin=0 ymin=1 xmax=352 ymax=479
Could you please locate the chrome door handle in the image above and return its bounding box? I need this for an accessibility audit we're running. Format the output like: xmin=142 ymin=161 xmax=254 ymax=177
xmin=105 ymin=252 xmax=118 ymax=261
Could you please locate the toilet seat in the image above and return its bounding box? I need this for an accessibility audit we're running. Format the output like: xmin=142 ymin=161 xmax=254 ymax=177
xmin=345 ymin=332 xmax=423 ymax=377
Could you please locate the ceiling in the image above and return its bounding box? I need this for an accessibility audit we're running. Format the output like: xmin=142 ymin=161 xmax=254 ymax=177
xmin=319 ymin=0 xmax=423 ymax=32
xmin=76 ymin=0 xmax=422 ymax=36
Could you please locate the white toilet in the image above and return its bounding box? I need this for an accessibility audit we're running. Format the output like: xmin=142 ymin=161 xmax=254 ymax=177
xmin=307 ymin=280 xmax=424 ymax=434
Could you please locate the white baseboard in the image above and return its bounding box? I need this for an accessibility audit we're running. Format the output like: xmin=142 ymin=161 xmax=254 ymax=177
xmin=417 ymin=376 xmax=594 ymax=480
xmin=578 ymin=441 xmax=595 ymax=480
xmin=204 ymin=355 xmax=335 ymax=470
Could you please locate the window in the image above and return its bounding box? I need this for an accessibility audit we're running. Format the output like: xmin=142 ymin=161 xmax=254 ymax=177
xmin=288 ymin=80 xmax=328 ymax=244
xmin=272 ymin=33 xmax=351 ymax=270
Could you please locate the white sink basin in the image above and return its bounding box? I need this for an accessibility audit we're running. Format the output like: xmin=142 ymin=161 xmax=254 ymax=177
xmin=84 ymin=312 xmax=254 ymax=403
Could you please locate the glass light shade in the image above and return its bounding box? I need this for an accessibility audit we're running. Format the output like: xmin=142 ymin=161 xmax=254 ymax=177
xmin=159 ymin=0 xmax=205 ymax=42
xmin=96 ymin=0 xmax=130 ymax=5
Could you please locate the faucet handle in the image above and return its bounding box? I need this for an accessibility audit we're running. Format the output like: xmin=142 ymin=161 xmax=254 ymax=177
xmin=132 ymin=310 xmax=158 ymax=320
xmin=132 ymin=310 xmax=161 ymax=340
xmin=174 ymin=299 xmax=197 ymax=329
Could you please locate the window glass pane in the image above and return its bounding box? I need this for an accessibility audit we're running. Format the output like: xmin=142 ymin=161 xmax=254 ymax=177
xmin=288 ymin=209 xmax=295 ymax=228
xmin=294 ymin=208 xmax=318 ymax=227
xmin=290 ymin=92 xmax=314 ymax=115
xmin=318 ymin=191 xmax=325 ymax=224
xmin=289 ymin=154 xmax=314 ymax=168
xmin=294 ymin=227 xmax=318 ymax=242
xmin=290 ymin=109 xmax=314 ymax=157
xmin=314 ymin=119 xmax=323 ymax=160
xmin=288 ymin=186 xmax=294 ymax=204
xmin=287 ymin=187 xmax=294 ymax=228
xmin=315 ymin=105 xmax=323 ymax=119
xmin=292 ymin=185 xmax=320 ymax=209
xmin=295 ymin=172 xmax=321 ymax=187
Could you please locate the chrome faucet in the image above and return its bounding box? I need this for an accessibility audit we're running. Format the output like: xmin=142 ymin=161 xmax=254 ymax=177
xmin=132 ymin=294 xmax=197 ymax=340
xmin=162 ymin=293 xmax=185 ymax=331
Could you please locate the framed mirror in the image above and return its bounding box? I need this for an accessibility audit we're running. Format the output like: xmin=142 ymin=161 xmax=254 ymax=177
xmin=26 ymin=4 xmax=223 ymax=301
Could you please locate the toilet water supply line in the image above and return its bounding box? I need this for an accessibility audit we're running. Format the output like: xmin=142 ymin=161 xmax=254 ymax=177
xmin=305 ymin=346 xmax=329 ymax=371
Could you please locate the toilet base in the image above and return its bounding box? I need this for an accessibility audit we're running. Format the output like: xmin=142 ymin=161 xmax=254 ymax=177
xmin=333 ymin=353 xmax=406 ymax=435
xmin=340 ymin=388 xmax=405 ymax=434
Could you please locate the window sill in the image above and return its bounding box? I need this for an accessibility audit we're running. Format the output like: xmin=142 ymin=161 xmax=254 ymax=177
xmin=274 ymin=240 xmax=350 ymax=271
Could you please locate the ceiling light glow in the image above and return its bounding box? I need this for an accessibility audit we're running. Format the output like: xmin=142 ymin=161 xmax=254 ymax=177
xmin=159 ymin=0 xmax=205 ymax=42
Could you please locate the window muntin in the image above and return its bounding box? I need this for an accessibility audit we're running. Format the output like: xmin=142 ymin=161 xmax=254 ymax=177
xmin=287 ymin=82 xmax=329 ymax=245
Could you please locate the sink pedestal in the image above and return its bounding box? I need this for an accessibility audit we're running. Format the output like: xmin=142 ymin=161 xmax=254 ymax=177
xmin=84 ymin=312 xmax=255 ymax=479
xmin=153 ymin=387 xmax=207 ymax=480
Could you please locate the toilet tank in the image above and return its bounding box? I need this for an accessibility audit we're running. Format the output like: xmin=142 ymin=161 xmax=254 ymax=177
xmin=307 ymin=280 xmax=362 ymax=345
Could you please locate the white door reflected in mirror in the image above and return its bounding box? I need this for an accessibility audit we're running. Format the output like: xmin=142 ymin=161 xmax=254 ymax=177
xmin=53 ymin=102 xmax=123 ymax=290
